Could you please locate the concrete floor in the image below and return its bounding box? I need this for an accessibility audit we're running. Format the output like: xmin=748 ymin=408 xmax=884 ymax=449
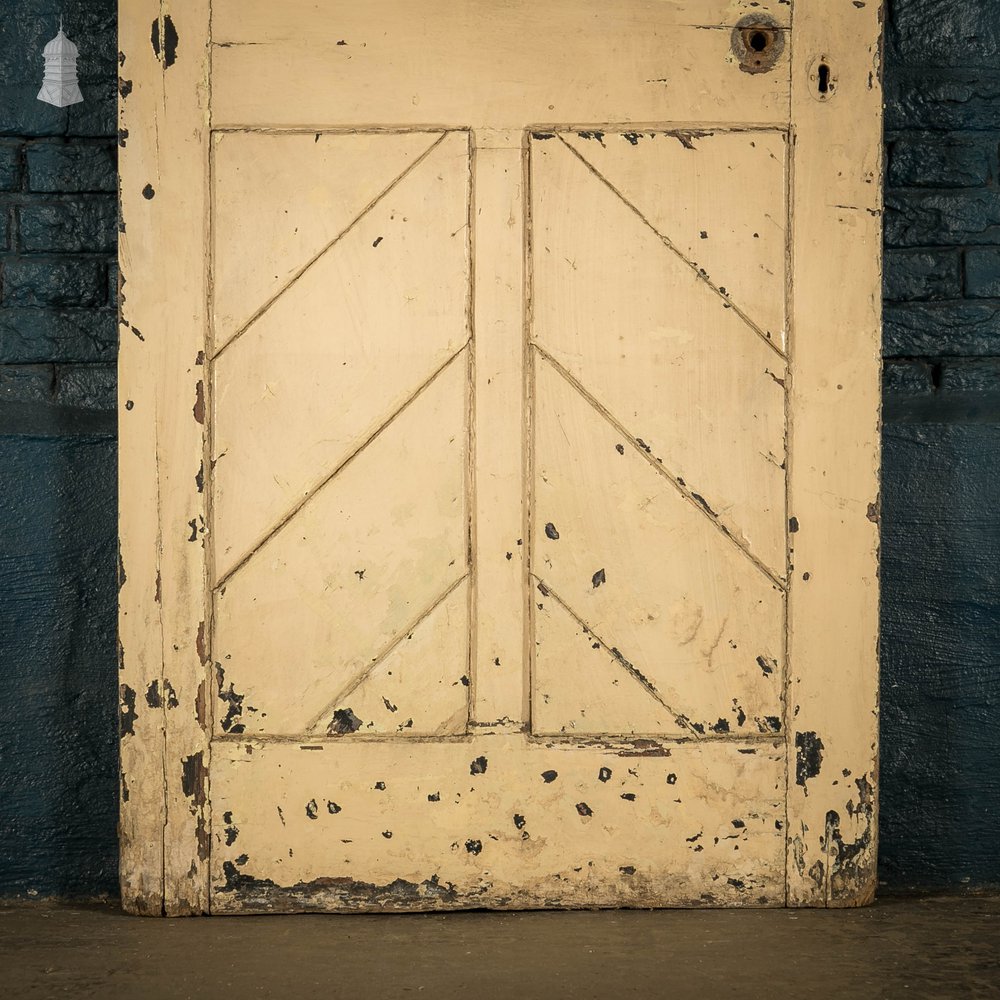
xmin=1 ymin=895 xmax=998 ymax=999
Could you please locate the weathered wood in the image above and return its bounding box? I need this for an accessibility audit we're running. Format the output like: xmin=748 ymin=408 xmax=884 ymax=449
xmin=210 ymin=0 xmax=792 ymax=129
xmin=118 ymin=0 xmax=212 ymax=915
xmin=211 ymin=736 xmax=786 ymax=912
xmin=531 ymin=358 xmax=784 ymax=738
xmin=118 ymin=0 xmax=166 ymax=920
xmin=213 ymin=353 xmax=469 ymax=737
xmin=121 ymin=0 xmax=881 ymax=913
xmin=784 ymin=1 xmax=883 ymax=907
xmin=210 ymin=131 xmax=470 ymax=576
xmin=530 ymin=133 xmax=788 ymax=575
xmin=470 ymin=131 xmax=528 ymax=729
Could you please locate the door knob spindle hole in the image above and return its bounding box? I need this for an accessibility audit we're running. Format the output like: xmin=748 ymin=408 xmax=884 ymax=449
xmin=731 ymin=16 xmax=784 ymax=74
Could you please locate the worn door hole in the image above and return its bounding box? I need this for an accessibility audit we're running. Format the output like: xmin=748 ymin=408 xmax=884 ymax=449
xmin=731 ymin=15 xmax=784 ymax=74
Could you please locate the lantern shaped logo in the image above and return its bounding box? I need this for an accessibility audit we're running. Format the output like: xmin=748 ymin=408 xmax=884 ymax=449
xmin=37 ymin=21 xmax=84 ymax=108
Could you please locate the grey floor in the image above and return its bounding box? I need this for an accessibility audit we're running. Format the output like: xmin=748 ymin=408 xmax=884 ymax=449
xmin=1 ymin=894 xmax=998 ymax=999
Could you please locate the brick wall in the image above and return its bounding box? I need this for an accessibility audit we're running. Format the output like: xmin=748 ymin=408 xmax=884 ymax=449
xmin=0 ymin=1 xmax=119 ymax=897
xmin=0 ymin=0 xmax=998 ymax=897
xmin=880 ymin=1 xmax=1000 ymax=888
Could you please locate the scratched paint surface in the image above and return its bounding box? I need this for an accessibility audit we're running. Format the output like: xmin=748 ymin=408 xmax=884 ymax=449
xmin=529 ymin=130 xmax=787 ymax=739
xmin=202 ymin=124 xmax=797 ymax=911
xmin=212 ymin=738 xmax=785 ymax=911
xmin=119 ymin=0 xmax=882 ymax=913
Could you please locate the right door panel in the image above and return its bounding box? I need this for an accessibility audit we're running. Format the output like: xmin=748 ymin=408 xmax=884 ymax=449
xmin=529 ymin=129 xmax=788 ymax=741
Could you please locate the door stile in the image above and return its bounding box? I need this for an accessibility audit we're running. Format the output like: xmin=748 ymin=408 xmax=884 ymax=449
xmin=119 ymin=0 xmax=213 ymax=915
xmin=470 ymin=130 xmax=529 ymax=732
xmin=118 ymin=0 xmax=165 ymax=916
xmin=785 ymin=2 xmax=883 ymax=906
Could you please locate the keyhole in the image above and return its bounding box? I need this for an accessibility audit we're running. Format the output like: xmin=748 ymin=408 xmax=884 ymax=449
xmin=749 ymin=31 xmax=769 ymax=52
xmin=818 ymin=63 xmax=831 ymax=94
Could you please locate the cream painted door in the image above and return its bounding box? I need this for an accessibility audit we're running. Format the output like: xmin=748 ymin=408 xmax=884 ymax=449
xmin=118 ymin=0 xmax=883 ymax=914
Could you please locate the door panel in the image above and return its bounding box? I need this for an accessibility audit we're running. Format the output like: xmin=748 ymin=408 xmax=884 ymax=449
xmin=324 ymin=577 xmax=471 ymax=738
xmin=119 ymin=0 xmax=882 ymax=914
xmin=558 ymin=130 xmax=789 ymax=350
xmin=211 ymin=737 xmax=786 ymax=912
xmin=211 ymin=131 xmax=442 ymax=347
xmin=211 ymin=131 xmax=471 ymax=573
xmin=531 ymin=356 xmax=784 ymax=739
xmin=530 ymin=132 xmax=787 ymax=575
xmin=213 ymin=351 xmax=470 ymax=737
xmin=210 ymin=1 xmax=793 ymax=129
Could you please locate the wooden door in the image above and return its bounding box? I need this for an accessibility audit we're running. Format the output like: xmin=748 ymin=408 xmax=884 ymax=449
xmin=118 ymin=0 xmax=882 ymax=915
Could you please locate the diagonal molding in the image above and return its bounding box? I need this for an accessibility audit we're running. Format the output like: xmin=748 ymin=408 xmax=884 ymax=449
xmin=554 ymin=133 xmax=786 ymax=362
xmin=211 ymin=130 xmax=451 ymax=362
xmin=214 ymin=343 xmax=469 ymax=590
xmin=533 ymin=345 xmax=787 ymax=590
xmin=304 ymin=573 xmax=469 ymax=736
xmin=534 ymin=576 xmax=701 ymax=739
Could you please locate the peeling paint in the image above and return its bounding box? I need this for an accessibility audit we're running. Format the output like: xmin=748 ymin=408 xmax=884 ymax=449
xmin=196 ymin=621 xmax=208 ymax=665
xmin=193 ymin=380 xmax=205 ymax=424
xmin=795 ymin=731 xmax=825 ymax=788
xmin=328 ymin=708 xmax=363 ymax=735
xmin=150 ymin=15 xmax=179 ymax=68
xmin=216 ymin=665 xmax=245 ymax=734
xmin=119 ymin=684 xmax=138 ymax=737
xmin=218 ymin=863 xmax=461 ymax=909
xmin=181 ymin=752 xmax=206 ymax=806
xmin=162 ymin=679 xmax=179 ymax=709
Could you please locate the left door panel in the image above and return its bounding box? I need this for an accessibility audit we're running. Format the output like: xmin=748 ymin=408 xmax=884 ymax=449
xmin=211 ymin=130 xmax=473 ymax=739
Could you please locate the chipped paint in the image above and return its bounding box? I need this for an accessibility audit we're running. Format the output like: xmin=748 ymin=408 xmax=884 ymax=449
xmin=119 ymin=684 xmax=138 ymax=737
xmin=150 ymin=14 xmax=179 ymax=68
xmin=121 ymin=0 xmax=880 ymax=915
xmin=795 ymin=732 xmax=825 ymax=788
xmin=181 ymin=752 xmax=207 ymax=806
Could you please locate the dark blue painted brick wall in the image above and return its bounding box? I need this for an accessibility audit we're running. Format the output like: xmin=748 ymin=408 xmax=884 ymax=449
xmin=1 ymin=0 xmax=999 ymax=897
xmin=0 ymin=0 xmax=119 ymax=897
xmin=881 ymin=0 xmax=1000 ymax=889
